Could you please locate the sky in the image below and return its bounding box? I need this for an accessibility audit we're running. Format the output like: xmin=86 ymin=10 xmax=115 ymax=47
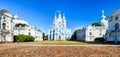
xmin=0 ymin=0 xmax=120 ymax=34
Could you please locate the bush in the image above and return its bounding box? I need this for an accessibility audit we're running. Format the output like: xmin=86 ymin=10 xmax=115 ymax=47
xmin=94 ymin=37 xmax=105 ymax=42
xmin=25 ymin=36 xmax=35 ymax=42
xmin=70 ymin=29 xmax=78 ymax=41
xmin=92 ymin=22 xmax=101 ymax=26
xmin=15 ymin=23 xmax=28 ymax=27
xmin=14 ymin=34 xmax=35 ymax=42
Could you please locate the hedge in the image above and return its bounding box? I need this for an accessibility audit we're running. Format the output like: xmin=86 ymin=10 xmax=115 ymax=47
xmin=14 ymin=34 xmax=35 ymax=42
xmin=15 ymin=23 xmax=28 ymax=27
xmin=92 ymin=22 xmax=101 ymax=26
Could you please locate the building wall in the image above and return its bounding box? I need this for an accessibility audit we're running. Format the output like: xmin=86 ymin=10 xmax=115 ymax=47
xmin=0 ymin=9 xmax=13 ymax=42
xmin=77 ymin=10 xmax=108 ymax=42
xmin=13 ymin=26 xmax=43 ymax=41
xmin=0 ymin=9 xmax=43 ymax=42
xmin=77 ymin=25 xmax=107 ymax=42
xmin=105 ymin=10 xmax=120 ymax=43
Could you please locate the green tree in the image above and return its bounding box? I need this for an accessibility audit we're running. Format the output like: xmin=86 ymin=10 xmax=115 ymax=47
xmin=70 ymin=30 xmax=78 ymax=41
xmin=14 ymin=34 xmax=35 ymax=42
xmin=45 ymin=35 xmax=48 ymax=40
xmin=15 ymin=23 xmax=28 ymax=27
xmin=42 ymin=33 xmax=45 ymax=40
xmin=92 ymin=22 xmax=101 ymax=26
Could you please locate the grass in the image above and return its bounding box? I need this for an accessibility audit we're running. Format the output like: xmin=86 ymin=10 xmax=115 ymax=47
xmin=28 ymin=41 xmax=88 ymax=45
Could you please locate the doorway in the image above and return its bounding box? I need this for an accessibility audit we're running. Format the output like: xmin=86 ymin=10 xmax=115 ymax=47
xmin=58 ymin=35 xmax=61 ymax=40
xmin=115 ymin=36 xmax=118 ymax=43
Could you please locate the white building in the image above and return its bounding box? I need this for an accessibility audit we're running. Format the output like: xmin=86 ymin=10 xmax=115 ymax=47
xmin=0 ymin=9 xmax=13 ymax=42
xmin=0 ymin=9 xmax=43 ymax=42
xmin=13 ymin=26 xmax=43 ymax=41
xmin=105 ymin=10 xmax=120 ymax=43
xmin=48 ymin=12 xmax=71 ymax=40
xmin=13 ymin=13 xmax=43 ymax=41
xmin=77 ymin=10 xmax=108 ymax=42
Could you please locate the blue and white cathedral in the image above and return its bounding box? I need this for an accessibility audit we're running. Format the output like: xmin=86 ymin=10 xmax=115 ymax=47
xmin=48 ymin=12 xmax=71 ymax=40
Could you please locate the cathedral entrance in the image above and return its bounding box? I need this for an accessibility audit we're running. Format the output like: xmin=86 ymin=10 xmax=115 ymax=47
xmin=58 ymin=35 xmax=61 ymax=40
xmin=115 ymin=36 xmax=118 ymax=43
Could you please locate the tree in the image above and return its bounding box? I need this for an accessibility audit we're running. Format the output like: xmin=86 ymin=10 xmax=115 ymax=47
xmin=45 ymin=35 xmax=48 ymax=40
xmin=15 ymin=23 xmax=28 ymax=27
xmin=70 ymin=30 xmax=78 ymax=41
xmin=92 ymin=22 xmax=101 ymax=26
xmin=14 ymin=34 xmax=35 ymax=42
xmin=42 ymin=33 xmax=45 ymax=40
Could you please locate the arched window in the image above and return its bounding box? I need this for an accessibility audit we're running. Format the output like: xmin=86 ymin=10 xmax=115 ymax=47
xmin=2 ymin=23 xmax=6 ymax=30
xmin=89 ymin=32 xmax=92 ymax=35
xmin=100 ymin=33 xmax=102 ymax=35
xmin=115 ymin=23 xmax=119 ymax=30
xmin=4 ymin=36 xmax=6 ymax=41
xmin=3 ymin=17 xmax=5 ymax=19
xmin=29 ymin=32 xmax=31 ymax=36
xmin=115 ymin=17 xmax=118 ymax=21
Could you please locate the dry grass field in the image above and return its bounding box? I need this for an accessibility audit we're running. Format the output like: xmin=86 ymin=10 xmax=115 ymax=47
xmin=0 ymin=43 xmax=120 ymax=57
xmin=28 ymin=41 xmax=88 ymax=45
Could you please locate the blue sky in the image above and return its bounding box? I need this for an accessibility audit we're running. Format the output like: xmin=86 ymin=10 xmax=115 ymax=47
xmin=0 ymin=0 xmax=120 ymax=34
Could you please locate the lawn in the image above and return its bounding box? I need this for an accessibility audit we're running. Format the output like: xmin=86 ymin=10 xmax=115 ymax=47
xmin=28 ymin=41 xmax=87 ymax=45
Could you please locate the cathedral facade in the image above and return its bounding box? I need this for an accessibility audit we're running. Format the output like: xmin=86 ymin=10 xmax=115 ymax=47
xmin=48 ymin=12 xmax=71 ymax=40
xmin=105 ymin=10 xmax=120 ymax=43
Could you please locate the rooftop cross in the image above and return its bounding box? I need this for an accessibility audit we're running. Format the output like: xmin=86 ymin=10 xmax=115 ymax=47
xmin=101 ymin=10 xmax=105 ymax=19
xmin=102 ymin=10 xmax=104 ymax=16
xmin=57 ymin=10 xmax=62 ymax=18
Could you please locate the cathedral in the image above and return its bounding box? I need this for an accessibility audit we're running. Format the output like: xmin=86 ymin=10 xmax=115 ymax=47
xmin=48 ymin=12 xmax=71 ymax=40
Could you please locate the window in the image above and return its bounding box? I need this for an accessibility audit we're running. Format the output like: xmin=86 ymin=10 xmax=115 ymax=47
xmin=3 ymin=17 xmax=5 ymax=19
xmin=4 ymin=36 xmax=6 ymax=41
xmin=59 ymin=25 xmax=60 ymax=27
xmin=115 ymin=23 xmax=119 ymax=30
xmin=115 ymin=17 xmax=118 ymax=21
xmin=100 ymin=33 xmax=102 ymax=36
xmin=115 ymin=36 xmax=118 ymax=43
xmin=29 ymin=32 xmax=31 ymax=36
xmin=89 ymin=32 xmax=92 ymax=35
xmin=90 ymin=29 xmax=91 ymax=31
xmin=2 ymin=23 xmax=6 ymax=30
xmin=115 ymin=36 xmax=117 ymax=40
xmin=108 ymin=17 xmax=112 ymax=22
xmin=106 ymin=33 xmax=107 ymax=35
